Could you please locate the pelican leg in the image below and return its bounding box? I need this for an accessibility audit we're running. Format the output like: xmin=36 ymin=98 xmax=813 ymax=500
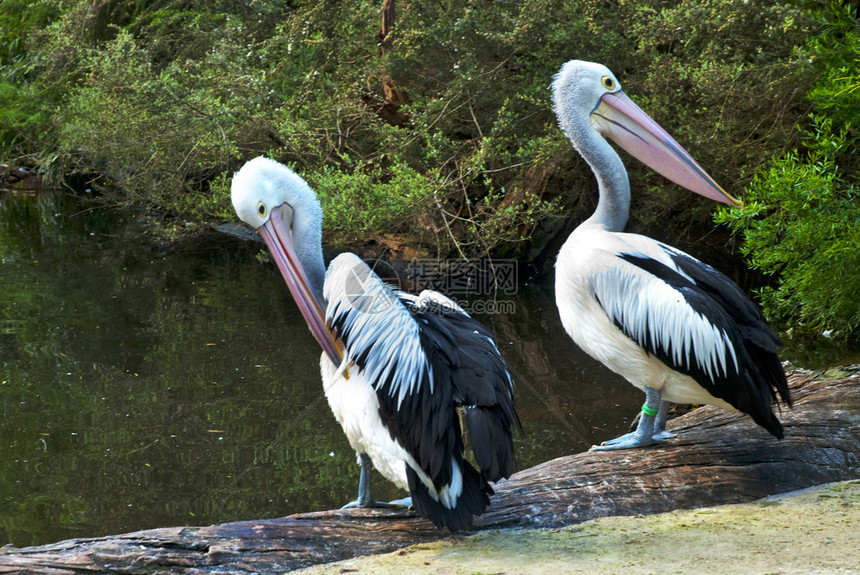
xmin=341 ymin=453 xmax=373 ymax=508
xmin=652 ymin=400 xmax=675 ymax=441
xmin=341 ymin=453 xmax=411 ymax=509
xmin=591 ymin=387 xmax=668 ymax=451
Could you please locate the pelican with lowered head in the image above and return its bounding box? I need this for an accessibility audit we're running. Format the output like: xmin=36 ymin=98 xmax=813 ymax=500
xmin=551 ymin=60 xmax=791 ymax=450
xmin=230 ymin=157 xmax=519 ymax=530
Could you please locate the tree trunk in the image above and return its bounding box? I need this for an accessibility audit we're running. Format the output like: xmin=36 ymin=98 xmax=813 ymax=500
xmin=366 ymin=0 xmax=409 ymax=126
xmin=378 ymin=0 xmax=395 ymax=54
xmin=2 ymin=370 xmax=858 ymax=574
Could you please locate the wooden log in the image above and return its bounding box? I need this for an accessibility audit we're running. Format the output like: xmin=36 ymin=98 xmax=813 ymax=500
xmin=480 ymin=370 xmax=860 ymax=528
xmin=2 ymin=370 xmax=858 ymax=574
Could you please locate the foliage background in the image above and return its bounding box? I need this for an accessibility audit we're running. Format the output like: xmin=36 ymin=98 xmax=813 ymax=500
xmin=716 ymin=2 xmax=860 ymax=338
xmin=1 ymin=0 xmax=858 ymax=338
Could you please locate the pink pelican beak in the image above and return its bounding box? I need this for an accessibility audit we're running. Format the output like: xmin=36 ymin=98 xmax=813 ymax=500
xmin=592 ymin=91 xmax=743 ymax=207
xmin=258 ymin=204 xmax=343 ymax=366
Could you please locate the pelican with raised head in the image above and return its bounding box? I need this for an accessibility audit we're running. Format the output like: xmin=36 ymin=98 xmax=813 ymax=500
xmin=551 ymin=60 xmax=791 ymax=449
xmin=231 ymin=157 xmax=518 ymax=530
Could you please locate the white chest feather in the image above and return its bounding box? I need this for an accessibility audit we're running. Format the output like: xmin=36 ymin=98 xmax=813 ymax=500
xmin=319 ymin=355 xmax=411 ymax=489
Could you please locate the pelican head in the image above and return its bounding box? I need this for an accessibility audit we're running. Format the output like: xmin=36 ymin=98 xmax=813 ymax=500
xmin=231 ymin=156 xmax=323 ymax=234
xmin=552 ymin=60 xmax=741 ymax=207
xmin=231 ymin=157 xmax=341 ymax=364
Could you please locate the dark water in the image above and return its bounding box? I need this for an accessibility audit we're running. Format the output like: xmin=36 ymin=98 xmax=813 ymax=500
xmin=0 ymin=190 xmax=853 ymax=548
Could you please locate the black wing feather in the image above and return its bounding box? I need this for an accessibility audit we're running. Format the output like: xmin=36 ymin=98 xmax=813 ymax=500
xmin=666 ymin=249 xmax=790 ymax=406
xmin=403 ymin=296 xmax=519 ymax=483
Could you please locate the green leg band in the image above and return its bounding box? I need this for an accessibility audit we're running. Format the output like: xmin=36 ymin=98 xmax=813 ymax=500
xmin=641 ymin=403 xmax=659 ymax=417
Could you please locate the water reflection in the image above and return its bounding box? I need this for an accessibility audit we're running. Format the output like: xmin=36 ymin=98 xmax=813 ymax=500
xmin=2 ymin=190 xmax=849 ymax=548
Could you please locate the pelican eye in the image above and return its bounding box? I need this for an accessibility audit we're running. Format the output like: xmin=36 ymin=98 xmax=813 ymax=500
xmin=601 ymin=76 xmax=616 ymax=90
xmin=256 ymin=201 xmax=267 ymax=218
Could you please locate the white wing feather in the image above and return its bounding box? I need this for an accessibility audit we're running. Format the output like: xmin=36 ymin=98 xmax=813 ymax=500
xmin=590 ymin=239 xmax=739 ymax=383
xmin=324 ymin=253 xmax=431 ymax=408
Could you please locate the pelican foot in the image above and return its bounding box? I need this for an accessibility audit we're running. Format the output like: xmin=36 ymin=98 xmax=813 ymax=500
xmin=589 ymin=431 xmax=667 ymax=451
xmin=341 ymin=499 xmax=409 ymax=509
xmin=652 ymin=430 xmax=675 ymax=441
xmin=387 ymin=496 xmax=412 ymax=508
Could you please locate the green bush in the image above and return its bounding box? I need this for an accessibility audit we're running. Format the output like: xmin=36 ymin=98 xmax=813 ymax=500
xmin=307 ymin=162 xmax=440 ymax=238
xmin=714 ymin=2 xmax=860 ymax=339
xmin=0 ymin=0 xmax=62 ymax=159
xmin=56 ymin=29 xmax=248 ymax=211
xmin=716 ymin=117 xmax=860 ymax=337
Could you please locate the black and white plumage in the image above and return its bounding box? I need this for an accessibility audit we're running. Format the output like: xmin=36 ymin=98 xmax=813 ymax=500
xmin=551 ymin=60 xmax=791 ymax=450
xmin=231 ymin=157 xmax=518 ymax=530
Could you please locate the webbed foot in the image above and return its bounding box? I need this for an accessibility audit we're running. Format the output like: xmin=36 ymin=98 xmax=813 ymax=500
xmin=341 ymin=499 xmax=409 ymax=509
xmin=590 ymin=430 xmax=667 ymax=451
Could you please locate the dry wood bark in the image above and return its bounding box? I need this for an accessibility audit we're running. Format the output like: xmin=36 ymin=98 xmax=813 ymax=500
xmin=2 ymin=370 xmax=858 ymax=574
